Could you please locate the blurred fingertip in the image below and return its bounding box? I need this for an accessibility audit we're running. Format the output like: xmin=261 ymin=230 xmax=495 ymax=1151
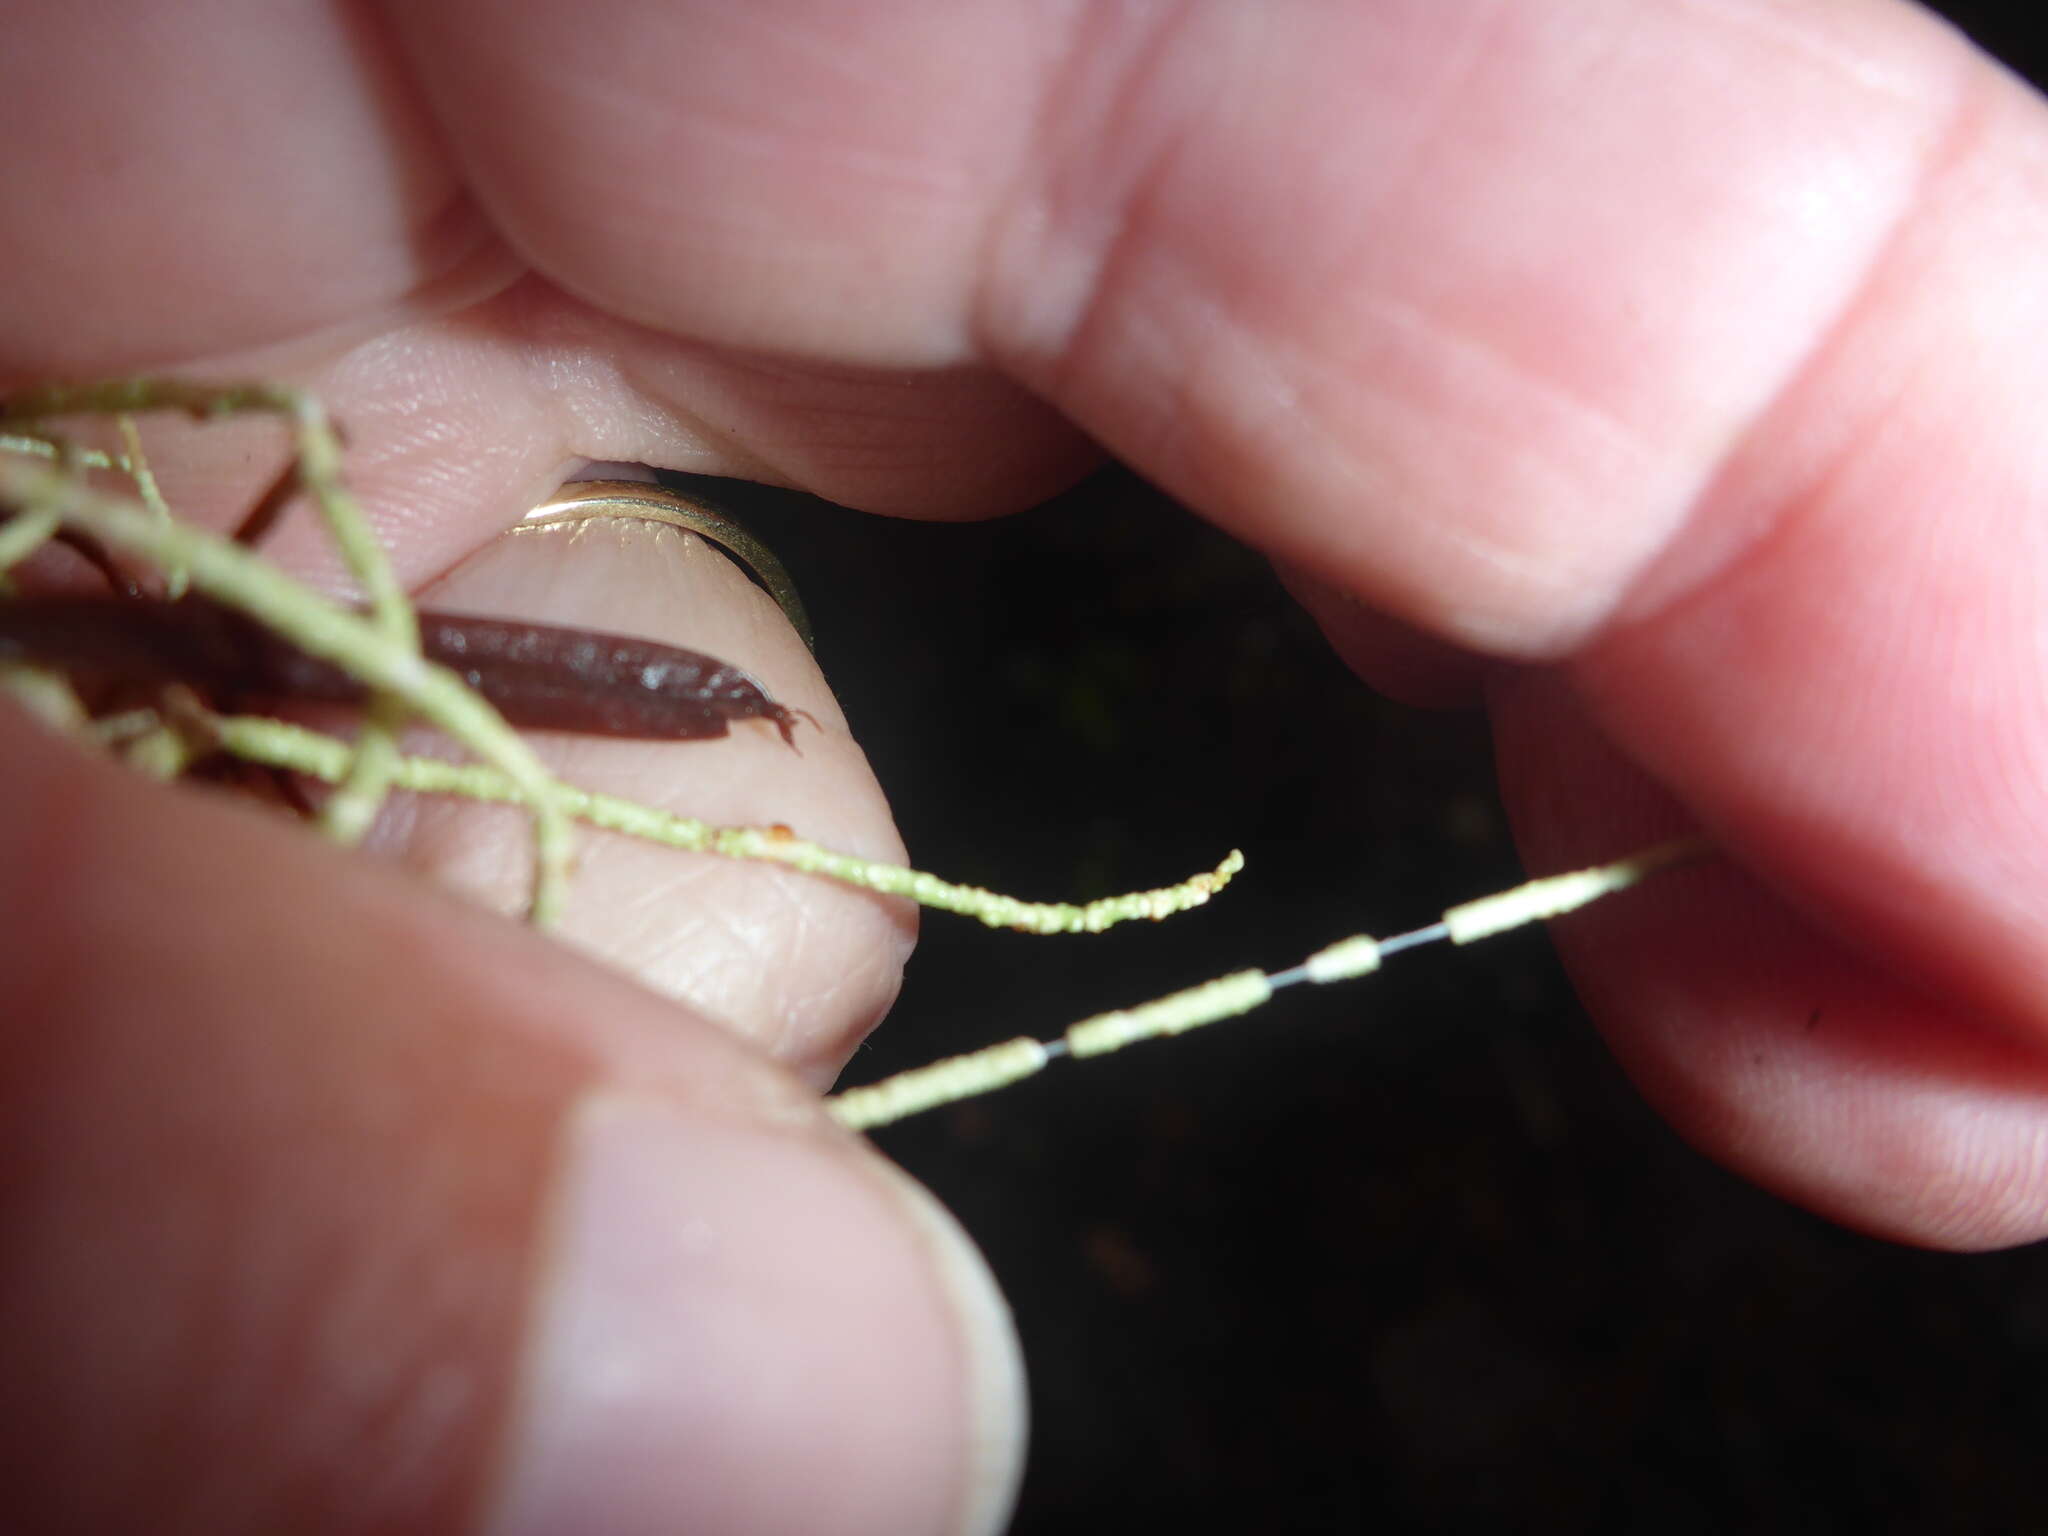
xmin=486 ymin=1092 xmax=1024 ymax=1536
xmin=1274 ymin=561 xmax=1490 ymax=709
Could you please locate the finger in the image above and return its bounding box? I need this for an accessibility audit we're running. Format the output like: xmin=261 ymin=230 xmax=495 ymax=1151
xmin=1 ymin=3 xmax=1095 ymax=521
xmin=0 ymin=707 xmax=1024 ymax=1536
xmin=377 ymin=498 xmax=913 ymax=1085
xmin=1489 ymin=669 xmax=2048 ymax=1250
xmin=1274 ymin=562 xmax=1490 ymax=709
xmin=21 ymin=0 xmax=2048 ymax=1253
xmin=375 ymin=0 xmax=1986 ymax=621
xmin=0 ymin=1 xmax=498 ymax=378
xmin=25 ymin=360 xmax=916 ymax=1081
xmin=374 ymin=0 xmax=2048 ymax=1035
xmin=59 ymin=294 xmax=1095 ymax=620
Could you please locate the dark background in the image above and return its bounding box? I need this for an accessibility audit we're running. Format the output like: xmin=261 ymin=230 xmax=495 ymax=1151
xmin=689 ymin=6 xmax=2048 ymax=1530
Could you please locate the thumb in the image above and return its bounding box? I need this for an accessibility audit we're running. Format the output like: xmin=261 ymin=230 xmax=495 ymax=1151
xmin=0 ymin=709 xmax=1023 ymax=1536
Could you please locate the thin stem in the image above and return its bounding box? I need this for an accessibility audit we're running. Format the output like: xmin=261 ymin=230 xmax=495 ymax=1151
xmin=827 ymin=839 xmax=1712 ymax=1131
xmin=0 ymin=452 xmax=576 ymax=922
xmin=209 ymin=712 xmax=1246 ymax=932
xmin=5 ymin=381 xmax=424 ymax=858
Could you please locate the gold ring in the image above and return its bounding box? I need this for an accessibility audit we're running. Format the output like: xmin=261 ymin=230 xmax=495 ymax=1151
xmin=520 ymin=479 xmax=815 ymax=653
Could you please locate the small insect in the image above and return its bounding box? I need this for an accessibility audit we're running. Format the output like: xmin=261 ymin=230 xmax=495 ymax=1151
xmin=0 ymin=588 xmax=813 ymax=748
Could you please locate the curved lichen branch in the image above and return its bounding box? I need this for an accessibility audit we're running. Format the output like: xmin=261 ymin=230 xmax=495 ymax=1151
xmin=3 ymin=379 xmax=1247 ymax=939
xmin=0 ymin=452 xmax=577 ymax=923
xmin=112 ymin=416 xmax=183 ymax=596
xmin=7 ymin=378 xmax=1703 ymax=1140
xmin=3 ymin=378 xmax=422 ymax=848
xmin=0 ymin=505 xmax=62 ymax=586
xmin=206 ymin=712 xmax=1244 ymax=933
xmin=0 ymin=429 xmax=130 ymax=474
xmin=0 ymin=380 xmax=409 ymax=622
xmin=0 ymin=659 xmax=90 ymax=731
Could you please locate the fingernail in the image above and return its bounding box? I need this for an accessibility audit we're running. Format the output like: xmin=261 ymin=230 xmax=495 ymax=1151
xmin=487 ymin=1093 xmax=1025 ymax=1536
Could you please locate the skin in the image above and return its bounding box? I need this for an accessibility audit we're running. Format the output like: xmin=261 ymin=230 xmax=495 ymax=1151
xmin=4 ymin=0 xmax=2048 ymax=1530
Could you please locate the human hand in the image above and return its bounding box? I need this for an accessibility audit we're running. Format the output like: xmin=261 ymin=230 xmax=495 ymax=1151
xmin=6 ymin=2 xmax=2047 ymax=1533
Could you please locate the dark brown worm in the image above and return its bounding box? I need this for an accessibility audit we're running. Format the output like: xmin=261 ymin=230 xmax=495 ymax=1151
xmin=0 ymin=593 xmax=810 ymax=747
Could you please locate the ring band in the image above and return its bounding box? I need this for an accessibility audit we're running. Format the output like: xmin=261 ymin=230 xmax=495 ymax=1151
xmin=521 ymin=479 xmax=815 ymax=653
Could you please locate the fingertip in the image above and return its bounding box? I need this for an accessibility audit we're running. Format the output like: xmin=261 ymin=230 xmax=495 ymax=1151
xmin=1489 ymin=671 xmax=2048 ymax=1251
xmin=394 ymin=505 xmax=916 ymax=1074
xmin=1555 ymin=852 xmax=2048 ymax=1252
xmin=1275 ymin=561 xmax=1489 ymax=709
xmin=0 ymin=708 xmax=1021 ymax=1533
xmin=858 ymin=1154 xmax=1030 ymax=1536
xmin=486 ymin=1092 xmax=1025 ymax=1536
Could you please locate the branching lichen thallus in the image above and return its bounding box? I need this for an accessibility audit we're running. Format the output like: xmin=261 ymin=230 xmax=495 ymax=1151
xmin=0 ymin=377 xmax=1706 ymax=1130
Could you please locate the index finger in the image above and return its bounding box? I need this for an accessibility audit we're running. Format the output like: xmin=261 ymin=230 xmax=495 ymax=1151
xmin=11 ymin=0 xmax=2048 ymax=1244
xmin=382 ymin=0 xmax=2048 ymax=1242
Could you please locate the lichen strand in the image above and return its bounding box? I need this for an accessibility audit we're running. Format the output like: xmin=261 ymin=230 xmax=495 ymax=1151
xmin=1 ymin=379 xmax=1248 ymax=943
xmin=2 ymin=378 xmax=1708 ymax=1133
xmin=826 ymin=840 xmax=1711 ymax=1131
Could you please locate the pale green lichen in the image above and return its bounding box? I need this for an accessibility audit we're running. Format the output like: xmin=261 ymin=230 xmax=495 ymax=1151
xmin=209 ymin=711 xmax=1244 ymax=933
xmin=0 ymin=378 xmax=1708 ymax=1134
xmin=0 ymin=377 xmax=1242 ymax=937
xmin=827 ymin=840 xmax=1710 ymax=1131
